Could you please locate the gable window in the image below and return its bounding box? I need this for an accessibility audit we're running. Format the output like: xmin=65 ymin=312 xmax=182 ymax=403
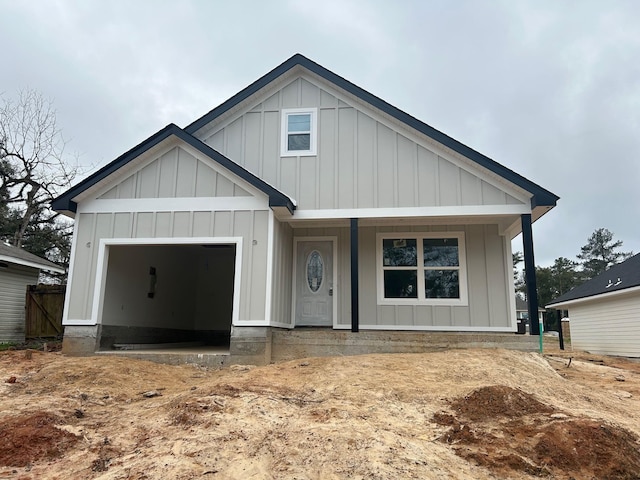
xmin=281 ymin=108 xmax=317 ymax=156
xmin=377 ymin=232 xmax=467 ymax=305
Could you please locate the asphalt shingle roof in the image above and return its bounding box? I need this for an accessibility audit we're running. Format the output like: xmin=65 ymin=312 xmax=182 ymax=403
xmin=0 ymin=242 xmax=62 ymax=272
xmin=547 ymin=253 xmax=640 ymax=306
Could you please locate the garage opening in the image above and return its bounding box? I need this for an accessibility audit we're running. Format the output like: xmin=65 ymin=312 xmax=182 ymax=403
xmin=97 ymin=243 xmax=236 ymax=351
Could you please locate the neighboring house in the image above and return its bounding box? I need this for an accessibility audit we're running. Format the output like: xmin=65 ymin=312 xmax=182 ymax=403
xmin=52 ymin=54 xmax=558 ymax=364
xmin=515 ymin=296 xmax=545 ymax=330
xmin=547 ymin=253 xmax=640 ymax=357
xmin=0 ymin=242 xmax=65 ymax=343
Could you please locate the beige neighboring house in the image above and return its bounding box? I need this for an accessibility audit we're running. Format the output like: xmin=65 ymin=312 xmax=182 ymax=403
xmin=547 ymin=253 xmax=640 ymax=357
xmin=52 ymin=54 xmax=558 ymax=364
xmin=0 ymin=242 xmax=65 ymax=343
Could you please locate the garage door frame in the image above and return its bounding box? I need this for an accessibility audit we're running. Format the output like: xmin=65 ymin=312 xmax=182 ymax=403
xmin=91 ymin=236 xmax=243 ymax=328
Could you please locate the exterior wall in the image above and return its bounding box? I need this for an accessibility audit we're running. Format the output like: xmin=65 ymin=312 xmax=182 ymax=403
xmin=197 ymin=76 xmax=528 ymax=211
xmin=289 ymin=223 xmax=513 ymax=331
xmin=65 ymin=209 xmax=269 ymax=325
xmin=0 ymin=264 xmax=39 ymax=343
xmin=568 ymin=292 xmax=640 ymax=357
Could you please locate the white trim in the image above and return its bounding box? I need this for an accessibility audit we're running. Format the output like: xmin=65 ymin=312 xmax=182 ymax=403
xmin=264 ymin=210 xmax=275 ymax=325
xmin=61 ymin=218 xmax=81 ymax=326
xmin=376 ymin=231 xmax=468 ymax=306
xmin=505 ymin=236 xmax=518 ymax=330
xmin=0 ymin=255 xmax=65 ymax=274
xmin=288 ymin=204 xmax=530 ymax=221
xmin=87 ymin=236 xmax=243 ymax=327
xmin=77 ymin=197 xmax=268 ymax=214
xmin=291 ymin=236 xmax=338 ymax=328
xmin=547 ymin=285 xmax=640 ymax=309
xmin=233 ymin=320 xmax=269 ymax=326
xmin=333 ymin=324 xmax=517 ymax=332
xmin=62 ymin=318 xmax=96 ymax=326
xmin=280 ymin=108 xmax=318 ymax=157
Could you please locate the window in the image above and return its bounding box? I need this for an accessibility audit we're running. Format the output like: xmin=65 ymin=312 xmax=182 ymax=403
xmin=377 ymin=232 xmax=467 ymax=305
xmin=281 ymin=108 xmax=317 ymax=156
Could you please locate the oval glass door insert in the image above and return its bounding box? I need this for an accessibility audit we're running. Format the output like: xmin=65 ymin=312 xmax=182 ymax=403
xmin=306 ymin=250 xmax=324 ymax=292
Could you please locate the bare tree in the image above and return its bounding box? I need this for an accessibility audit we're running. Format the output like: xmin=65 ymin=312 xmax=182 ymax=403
xmin=0 ymin=89 xmax=80 ymax=248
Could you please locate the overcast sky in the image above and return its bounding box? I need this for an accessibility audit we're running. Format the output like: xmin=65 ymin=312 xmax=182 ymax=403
xmin=2 ymin=0 xmax=639 ymax=267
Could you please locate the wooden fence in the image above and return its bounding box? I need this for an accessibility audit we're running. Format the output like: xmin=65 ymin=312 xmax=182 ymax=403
xmin=25 ymin=284 xmax=66 ymax=338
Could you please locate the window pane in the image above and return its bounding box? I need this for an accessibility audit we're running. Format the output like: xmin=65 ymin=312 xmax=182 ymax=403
xmin=288 ymin=114 xmax=311 ymax=132
xmin=288 ymin=134 xmax=311 ymax=151
xmin=425 ymin=270 xmax=460 ymax=298
xmin=384 ymin=270 xmax=417 ymax=298
xmin=306 ymin=250 xmax=324 ymax=293
xmin=383 ymin=239 xmax=417 ymax=266
xmin=424 ymin=238 xmax=459 ymax=266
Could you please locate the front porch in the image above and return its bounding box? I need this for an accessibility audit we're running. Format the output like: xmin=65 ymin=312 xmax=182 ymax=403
xmin=230 ymin=326 xmax=539 ymax=365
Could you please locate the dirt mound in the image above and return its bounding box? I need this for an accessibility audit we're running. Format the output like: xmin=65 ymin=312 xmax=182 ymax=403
xmin=2 ymin=348 xmax=640 ymax=479
xmin=449 ymin=384 xmax=555 ymax=420
xmin=0 ymin=411 xmax=79 ymax=467
xmin=434 ymin=385 xmax=640 ymax=479
xmin=534 ymin=419 xmax=640 ymax=479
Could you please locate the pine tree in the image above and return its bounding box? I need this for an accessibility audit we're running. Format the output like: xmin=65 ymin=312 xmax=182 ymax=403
xmin=577 ymin=228 xmax=633 ymax=280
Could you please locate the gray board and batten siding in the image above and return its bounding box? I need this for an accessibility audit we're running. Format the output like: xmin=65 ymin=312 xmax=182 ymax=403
xmin=63 ymin=143 xmax=272 ymax=326
xmin=287 ymin=224 xmax=512 ymax=330
xmin=196 ymin=76 xmax=530 ymax=212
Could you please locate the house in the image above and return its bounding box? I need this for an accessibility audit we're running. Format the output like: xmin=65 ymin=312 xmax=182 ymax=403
xmin=0 ymin=242 xmax=65 ymax=343
xmin=52 ymin=54 xmax=558 ymax=364
xmin=515 ymin=296 xmax=545 ymax=332
xmin=547 ymin=253 xmax=640 ymax=357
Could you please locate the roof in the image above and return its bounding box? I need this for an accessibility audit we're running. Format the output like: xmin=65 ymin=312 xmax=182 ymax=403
xmin=52 ymin=54 xmax=557 ymax=217
xmin=547 ymin=253 xmax=640 ymax=307
xmin=0 ymin=242 xmax=65 ymax=273
xmin=186 ymin=54 xmax=559 ymax=210
xmin=51 ymin=124 xmax=295 ymax=216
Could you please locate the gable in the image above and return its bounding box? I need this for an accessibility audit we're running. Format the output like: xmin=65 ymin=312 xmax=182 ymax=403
xmin=52 ymin=124 xmax=295 ymax=217
xmin=186 ymin=54 xmax=558 ymax=218
xmin=97 ymin=146 xmax=252 ymax=200
xmin=53 ymin=55 xmax=556 ymax=224
xmin=194 ymin=76 xmax=529 ymax=212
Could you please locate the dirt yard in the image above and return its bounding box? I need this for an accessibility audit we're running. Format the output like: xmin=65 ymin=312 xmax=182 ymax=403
xmin=1 ymin=345 xmax=640 ymax=479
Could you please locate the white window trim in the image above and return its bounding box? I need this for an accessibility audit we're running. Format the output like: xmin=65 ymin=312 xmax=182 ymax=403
xmin=281 ymin=108 xmax=317 ymax=157
xmin=376 ymin=232 xmax=468 ymax=306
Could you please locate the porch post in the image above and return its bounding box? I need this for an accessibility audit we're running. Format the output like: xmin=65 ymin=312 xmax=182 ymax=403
xmin=521 ymin=214 xmax=540 ymax=335
xmin=350 ymin=218 xmax=359 ymax=332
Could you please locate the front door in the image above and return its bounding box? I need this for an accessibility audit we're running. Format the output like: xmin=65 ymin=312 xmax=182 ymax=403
xmin=295 ymin=240 xmax=333 ymax=326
